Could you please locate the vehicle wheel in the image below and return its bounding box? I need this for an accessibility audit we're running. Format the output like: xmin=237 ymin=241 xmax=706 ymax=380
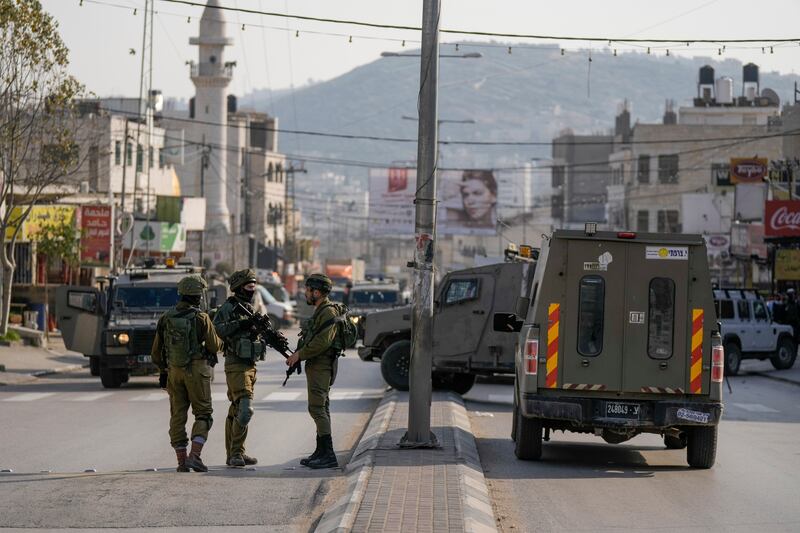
xmin=770 ymin=336 xmax=797 ymax=370
xmin=380 ymin=339 xmax=410 ymax=391
xmin=89 ymin=357 xmax=100 ymax=377
xmin=724 ymin=342 xmax=741 ymax=376
xmin=664 ymin=433 xmax=688 ymax=450
xmin=100 ymin=366 xmax=122 ymax=389
xmin=511 ymin=396 xmax=518 ymax=442
xmin=268 ymin=314 xmax=282 ymax=331
xmin=687 ymin=425 xmax=717 ymax=469
xmin=118 ymin=369 xmax=129 ymax=383
xmin=450 ymin=373 xmax=477 ymax=395
xmin=514 ymin=403 xmax=543 ymax=460
xmin=431 ymin=372 xmax=449 ymax=390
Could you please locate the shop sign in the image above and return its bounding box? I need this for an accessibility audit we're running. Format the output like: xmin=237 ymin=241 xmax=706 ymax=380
xmin=730 ymin=157 xmax=768 ymax=184
xmin=4 ymin=205 xmax=78 ymax=242
xmin=80 ymin=205 xmax=112 ymax=267
xmin=775 ymin=249 xmax=800 ymax=280
xmin=765 ymin=200 xmax=800 ymax=237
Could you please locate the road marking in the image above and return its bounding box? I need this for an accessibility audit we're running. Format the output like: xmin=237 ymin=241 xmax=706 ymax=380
xmin=70 ymin=393 xmax=113 ymax=402
xmin=488 ymin=394 xmax=513 ymax=404
xmin=130 ymin=393 xmax=168 ymax=402
xmin=263 ymin=391 xmax=302 ymax=402
xmin=1 ymin=393 xmax=56 ymax=402
xmin=212 ymin=392 xmax=228 ymax=402
xmin=330 ymin=391 xmax=362 ymax=400
xmin=732 ymin=402 xmax=779 ymax=413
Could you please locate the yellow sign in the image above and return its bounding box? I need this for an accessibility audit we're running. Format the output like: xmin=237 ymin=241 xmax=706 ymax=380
xmin=4 ymin=205 xmax=78 ymax=242
xmin=775 ymin=249 xmax=800 ymax=281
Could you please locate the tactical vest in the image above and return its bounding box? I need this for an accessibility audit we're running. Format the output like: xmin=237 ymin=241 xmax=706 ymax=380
xmin=224 ymin=298 xmax=266 ymax=363
xmin=299 ymin=302 xmax=358 ymax=355
xmin=163 ymin=307 xmax=202 ymax=368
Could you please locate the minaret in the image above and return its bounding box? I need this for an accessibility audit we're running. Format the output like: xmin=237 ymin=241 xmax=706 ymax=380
xmin=189 ymin=0 xmax=232 ymax=232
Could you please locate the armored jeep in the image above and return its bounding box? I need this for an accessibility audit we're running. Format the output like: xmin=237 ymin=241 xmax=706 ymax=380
xmin=506 ymin=229 xmax=723 ymax=468
xmin=56 ymin=261 xmax=226 ymax=389
xmin=713 ymin=288 xmax=796 ymax=375
xmin=359 ymin=248 xmax=537 ymax=394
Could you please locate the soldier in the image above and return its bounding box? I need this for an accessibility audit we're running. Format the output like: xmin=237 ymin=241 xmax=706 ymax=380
xmin=285 ymin=273 xmax=340 ymax=469
xmin=151 ymin=274 xmax=222 ymax=473
xmin=213 ymin=269 xmax=264 ymax=468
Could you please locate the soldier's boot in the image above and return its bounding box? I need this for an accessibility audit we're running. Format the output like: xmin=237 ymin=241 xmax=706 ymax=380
xmin=300 ymin=435 xmax=323 ymax=466
xmin=185 ymin=438 xmax=208 ymax=473
xmin=307 ymin=435 xmax=338 ymax=469
xmin=227 ymin=454 xmax=258 ymax=467
xmin=175 ymin=446 xmax=190 ymax=473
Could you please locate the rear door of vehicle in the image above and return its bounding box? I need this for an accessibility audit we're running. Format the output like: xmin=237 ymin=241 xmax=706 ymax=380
xmin=433 ymin=272 xmax=495 ymax=358
xmin=735 ymin=299 xmax=754 ymax=351
xmin=55 ymin=286 xmax=104 ymax=356
xmin=750 ymin=300 xmax=773 ymax=351
xmin=560 ymin=240 xmax=628 ymax=391
xmin=621 ymin=244 xmax=689 ymax=392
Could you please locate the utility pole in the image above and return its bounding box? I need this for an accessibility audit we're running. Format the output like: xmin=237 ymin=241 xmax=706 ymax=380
xmin=272 ymin=204 xmax=279 ymax=272
xmin=402 ymin=0 xmax=440 ymax=448
xmin=117 ymin=119 xmax=130 ymax=272
xmin=200 ymin=140 xmax=209 ymax=267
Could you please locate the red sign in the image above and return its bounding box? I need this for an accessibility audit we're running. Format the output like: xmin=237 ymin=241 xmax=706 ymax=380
xmin=387 ymin=167 xmax=409 ymax=193
xmin=765 ymin=200 xmax=800 ymax=237
xmin=80 ymin=205 xmax=112 ymax=266
xmin=730 ymin=157 xmax=768 ymax=184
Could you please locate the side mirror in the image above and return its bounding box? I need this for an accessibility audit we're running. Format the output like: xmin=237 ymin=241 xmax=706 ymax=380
xmin=493 ymin=312 xmax=523 ymax=332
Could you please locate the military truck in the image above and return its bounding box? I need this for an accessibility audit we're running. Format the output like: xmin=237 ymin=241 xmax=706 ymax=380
xmin=56 ymin=261 xmax=226 ymax=389
xmin=504 ymin=228 xmax=723 ymax=468
xmin=358 ymin=247 xmax=537 ymax=394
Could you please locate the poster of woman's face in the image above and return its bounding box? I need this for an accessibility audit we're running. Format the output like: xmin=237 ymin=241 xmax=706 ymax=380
xmin=439 ymin=170 xmax=498 ymax=235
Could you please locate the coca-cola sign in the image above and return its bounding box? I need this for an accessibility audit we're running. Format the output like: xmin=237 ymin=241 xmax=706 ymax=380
xmin=730 ymin=157 xmax=767 ymax=184
xmin=765 ymin=200 xmax=800 ymax=237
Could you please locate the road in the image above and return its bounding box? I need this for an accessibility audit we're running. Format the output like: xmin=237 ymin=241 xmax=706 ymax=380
xmin=0 ymin=327 xmax=385 ymax=531
xmin=465 ymin=372 xmax=800 ymax=532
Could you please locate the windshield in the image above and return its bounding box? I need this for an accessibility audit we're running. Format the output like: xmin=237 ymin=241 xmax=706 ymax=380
xmin=351 ymin=290 xmax=398 ymax=305
xmin=114 ymin=285 xmax=179 ymax=309
xmin=329 ymin=290 xmax=346 ymax=303
xmin=266 ymin=285 xmax=290 ymax=303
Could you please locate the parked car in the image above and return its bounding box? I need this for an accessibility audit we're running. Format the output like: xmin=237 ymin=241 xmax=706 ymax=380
xmin=255 ymin=285 xmax=295 ymax=329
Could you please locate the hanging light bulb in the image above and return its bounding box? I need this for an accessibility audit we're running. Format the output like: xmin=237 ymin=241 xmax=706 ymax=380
xmin=718 ymin=48 xmax=722 ymax=55
xmin=770 ymin=46 xmax=774 ymax=54
xmin=349 ymin=35 xmax=352 ymax=43
xmin=242 ymin=24 xmax=245 ymax=31
xmin=455 ymin=43 xmax=459 ymax=51
xmin=762 ymin=47 xmax=766 ymax=54
xmin=187 ymin=16 xmax=191 ymax=23
xmin=560 ymin=48 xmax=565 ymax=56
xmin=508 ymin=46 xmax=512 ymax=54
xmin=402 ymin=40 xmax=406 ymax=47
xmin=647 ymin=47 xmax=651 ymax=54
xmin=133 ymin=8 xmax=137 ymax=15
xmin=613 ymin=49 xmax=617 ymax=57
xmin=295 ymin=30 xmax=299 ymax=37
xmin=666 ymin=49 xmax=670 ymax=57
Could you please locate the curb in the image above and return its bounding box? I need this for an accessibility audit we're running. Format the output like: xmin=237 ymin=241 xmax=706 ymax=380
xmin=748 ymin=371 xmax=800 ymax=387
xmin=0 ymin=364 xmax=88 ymax=386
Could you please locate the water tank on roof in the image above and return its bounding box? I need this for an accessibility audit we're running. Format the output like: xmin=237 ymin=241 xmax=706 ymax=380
xmin=699 ymin=65 xmax=715 ymax=84
xmin=698 ymin=65 xmax=715 ymax=101
xmin=227 ymin=94 xmax=237 ymax=113
xmin=743 ymin=63 xmax=759 ymax=83
xmin=716 ymin=77 xmax=734 ymax=104
xmin=743 ymin=63 xmax=760 ymax=101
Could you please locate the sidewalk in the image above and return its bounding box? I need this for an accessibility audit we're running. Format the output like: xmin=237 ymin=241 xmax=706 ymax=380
xmin=739 ymin=358 xmax=800 ymax=386
xmin=0 ymin=333 xmax=87 ymax=385
xmin=316 ymin=391 xmax=497 ymax=533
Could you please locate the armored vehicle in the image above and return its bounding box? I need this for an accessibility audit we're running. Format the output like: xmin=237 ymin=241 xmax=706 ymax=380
xmin=347 ymin=280 xmax=402 ymax=336
xmin=506 ymin=228 xmax=723 ymax=468
xmin=359 ymin=248 xmax=536 ymax=394
xmin=56 ymin=261 xmax=225 ymax=389
xmin=714 ymin=288 xmax=796 ymax=375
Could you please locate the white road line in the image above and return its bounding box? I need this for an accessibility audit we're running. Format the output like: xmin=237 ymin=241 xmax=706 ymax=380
xmin=130 ymin=392 xmax=168 ymax=402
xmin=263 ymin=391 xmax=302 ymax=402
xmin=70 ymin=393 xmax=114 ymax=402
xmin=1 ymin=393 xmax=56 ymax=402
xmin=330 ymin=391 xmax=362 ymax=400
xmin=488 ymin=394 xmax=513 ymax=404
xmin=732 ymin=402 xmax=779 ymax=413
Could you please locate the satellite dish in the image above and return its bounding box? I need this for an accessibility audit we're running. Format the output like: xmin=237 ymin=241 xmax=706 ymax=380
xmin=761 ymin=88 xmax=780 ymax=106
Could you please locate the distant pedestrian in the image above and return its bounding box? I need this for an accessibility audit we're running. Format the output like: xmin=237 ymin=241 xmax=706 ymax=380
xmin=151 ymin=274 xmax=222 ymax=472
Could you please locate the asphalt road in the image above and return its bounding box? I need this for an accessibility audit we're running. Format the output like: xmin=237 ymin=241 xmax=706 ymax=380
xmin=0 ymin=328 xmax=386 ymax=531
xmin=465 ymin=373 xmax=800 ymax=532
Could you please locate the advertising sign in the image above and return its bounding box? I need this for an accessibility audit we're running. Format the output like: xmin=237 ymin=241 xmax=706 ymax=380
xmin=775 ymin=249 xmax=800 ymax=281
xmin=4 ymin=205 xmax=78 ymax=242
xmin=734 ymin=183 xmax=766 ymax=222
xmin=80 ymin=205 xmax=112 ymax=267
xmin=712 ymin=163 xmax=732 ymax=187
xmin=368 ymin=167 xmax=416 ymax=236
xmin=730 ymin=157 xmax=768 ymax=184
xmin=124 ymin=221 xmax=186 ymax=253
xmin=765 ymin=200 xmax=800 ymax=237
xmin=438 ymin=169 xmax=499 ymax=236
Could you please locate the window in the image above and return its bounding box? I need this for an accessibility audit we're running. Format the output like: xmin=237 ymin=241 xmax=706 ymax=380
xmin=443 ymin=278 xmax=479 ymax=305
xmin=637 ymin=155 xmax=650 ymax=184
xmin=753 ymin=300 xmax=768 ymax=321
xmin=737 ymin=299 xmax=750 ymax=321
xmin=552 ymin=165 xmax=565 ymax=187
xmin=267 ymin=163 xmax=274 ymax=182
xmin=577 ymin=276 xmax=604 ymax=356
xmin=136 ymin=144 xmax=143 ymax=172
xmin=148 ymin=146 xmax=154 ymax=169
xmin=648 ymin=278 xmax=675 ymax=359
xmin=115 ymin=141 xmax=121 ymax=165
xmin=658 ymin=154 xmax=679 ymax=184
xmin=126 ymin=142 xmax=132 ymax=166
xmin=657 ymin=210 xmax=680 ymax=233
xmin=68 ymin=291 xmax=97 ymax=312
xmin=158 ymin=148 xmax=165 ymax=168
xmin=716 ymin=299 xmax=734 ymax=320
xmin=636 ymin=210 xmax=649 ymax=232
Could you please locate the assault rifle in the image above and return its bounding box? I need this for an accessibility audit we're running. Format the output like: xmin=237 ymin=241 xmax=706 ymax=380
xmin=234 ymin=302 xmax=300 ymax=386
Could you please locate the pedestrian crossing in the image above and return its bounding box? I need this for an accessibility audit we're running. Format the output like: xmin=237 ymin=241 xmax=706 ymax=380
xmin=0 ymin=389 xmax=384 ymax=404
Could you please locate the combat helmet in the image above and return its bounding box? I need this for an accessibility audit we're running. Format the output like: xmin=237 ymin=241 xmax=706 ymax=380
xmin=229 ymin=268 xmax=258 ymax=291
xmin=305 ymin=273 xmax=333 ymax=293
xmin=177 ymin=274 xmax=207 ymax=296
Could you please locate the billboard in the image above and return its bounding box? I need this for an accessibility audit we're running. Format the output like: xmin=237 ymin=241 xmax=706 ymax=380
xmin=765 ymin=200 xmax=800 ymax=237
xmin=80 ymin=205 xmax=112 ymax=267
xmin=124 ymin=221 xmax=186 ymax=253
xmin=438 ymin=169 xmax=498 ymax=236
xmin=734 ymin=183 xmax=766 ymax=222
xmin=4 ymin=205 xmax=78 ymax=242
xmin=730 ymin=157 xmax=768 ymax=184
xmin=368 ymin=167 xmax=416 ymax=236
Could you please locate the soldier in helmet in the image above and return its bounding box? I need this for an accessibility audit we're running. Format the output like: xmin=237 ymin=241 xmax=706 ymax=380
xmin=212 ymin=269 xmax=264 ymax=467
xmin=285 ymin=273 xmax=340 ymax=469
xmin=151 ymin=274 xmax=222 ymax=472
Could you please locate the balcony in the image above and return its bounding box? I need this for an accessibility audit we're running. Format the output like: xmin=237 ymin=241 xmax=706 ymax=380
xmin=190 ymin=62 xmax=234 ymax=80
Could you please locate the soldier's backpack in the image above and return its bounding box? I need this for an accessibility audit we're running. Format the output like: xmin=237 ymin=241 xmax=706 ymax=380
xmin=163 ymin=307 xmax=201 ymax=368
xmin=318 ymin=302 xmax=359 ymax=354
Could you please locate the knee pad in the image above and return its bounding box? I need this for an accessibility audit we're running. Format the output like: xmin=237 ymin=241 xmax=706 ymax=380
xmin=196 ymin=413 xmax=213 ymax=432
xmin=237 ymin=397 xmax=254 ymax=427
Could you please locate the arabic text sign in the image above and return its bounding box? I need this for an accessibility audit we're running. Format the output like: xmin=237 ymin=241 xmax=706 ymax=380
xmin=80 ymin=205 xmax=112 ymax=266
xmin=4 ymin=205 xmax=78 ymax=242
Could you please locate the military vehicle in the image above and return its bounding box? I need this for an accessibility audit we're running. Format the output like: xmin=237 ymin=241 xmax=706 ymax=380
xmin=504 ymin=228 xmax=723 ymax=468
xmin=56 ymin=260 xmax=226 ymax=388
xmin=714 ymin=288 xmax=796 ymax=375
xmin=358 ymin=246 xmax=537 ymax=394
xmin=347 ymin=279 xmax=402 ymax=337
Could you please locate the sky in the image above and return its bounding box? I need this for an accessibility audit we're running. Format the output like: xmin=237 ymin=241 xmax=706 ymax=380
xmin=42 ymin=0 xmax=800 ymax=101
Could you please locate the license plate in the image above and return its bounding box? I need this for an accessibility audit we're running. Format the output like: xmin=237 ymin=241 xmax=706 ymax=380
xmin=605 ymin=401 xmax=640 ymax=419
xmin=137 ymin=355 xmax=152 ymax=363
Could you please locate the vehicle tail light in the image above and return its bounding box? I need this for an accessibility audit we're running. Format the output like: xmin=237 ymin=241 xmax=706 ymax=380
xmin=617 ymin=232 xmax=636 ymax=239
xmin=524 ymin=339 xmax=539 ymax=375
xmin=711 ymin=344 xmax=724 ymax=383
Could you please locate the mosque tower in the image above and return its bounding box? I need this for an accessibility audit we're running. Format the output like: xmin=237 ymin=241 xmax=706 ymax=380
xmin=189 ymin=0 xmax=232 ymax=232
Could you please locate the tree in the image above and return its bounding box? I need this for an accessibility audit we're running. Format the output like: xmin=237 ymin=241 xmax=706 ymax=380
xmin=34 ymin=218 xmax=81 ymax=338
xmin=0 ymin=0 xmax=86 ymax=334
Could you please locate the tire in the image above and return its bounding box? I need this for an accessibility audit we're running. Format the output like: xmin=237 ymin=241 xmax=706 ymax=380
xmin=450 ymin=374 xmax=477 ymax=395
xmin=664 ymin=433 xmax=688 ymax=450
xmin=770 ymin=336 xmax=797 ymax=370
xmin=514 ymin=402 xmax=543 ymax=460
xmin=118 ymin=369 xmax=129 ymax=383
xmin=687 ymin=425 xmax=717 ymax=469
xmin=724 ymin=342 xmax=742 ymax=376
xmin=100 ymin=366 xmax=122 ymax=389
xmin=89 ymin=357 xmax=100 ymax=377
xmin=380 ymin=339 xmax=411 ymax=391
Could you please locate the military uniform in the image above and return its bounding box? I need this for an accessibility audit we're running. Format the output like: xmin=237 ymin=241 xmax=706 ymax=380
xmin=151 ymin=275 xmax=222 ymax=472
xmin=213 ymin=269 xmax=264 ymax=467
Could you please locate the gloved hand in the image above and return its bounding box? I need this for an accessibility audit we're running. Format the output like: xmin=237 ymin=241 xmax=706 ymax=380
xmin=159 ymin=371 xmax=168 ymax=389
xmin=238 ymin=317 xmax=254 ymax=331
